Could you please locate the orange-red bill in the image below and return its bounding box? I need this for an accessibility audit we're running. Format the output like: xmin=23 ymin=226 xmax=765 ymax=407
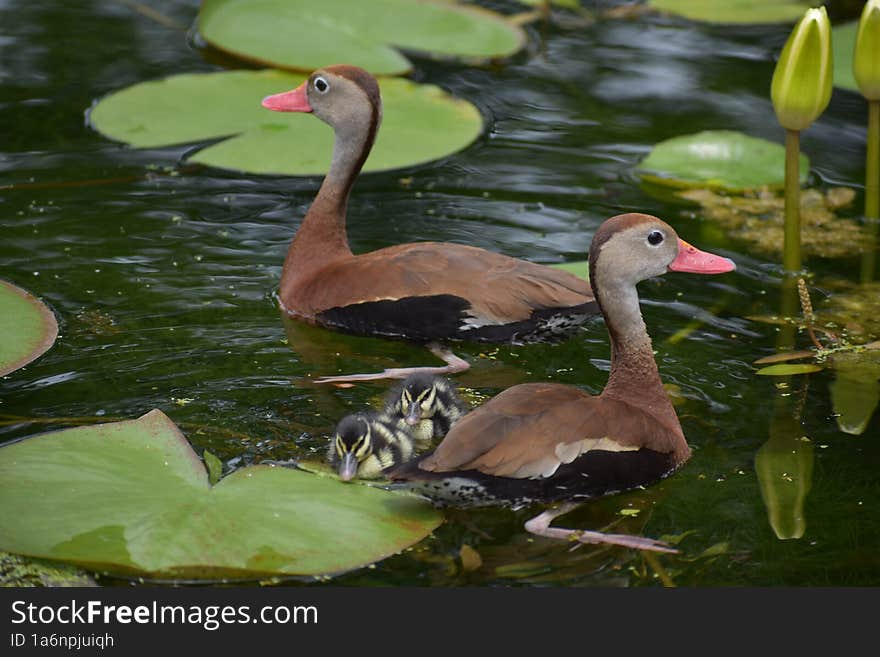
xmin=261 ymin=82 xmax=312 ymax=113
xmin=668 ymin=239 xmax=735 ymax=274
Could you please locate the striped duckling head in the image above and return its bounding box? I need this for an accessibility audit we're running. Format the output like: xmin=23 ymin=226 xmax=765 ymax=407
xmin=328 ymin=411 xmax=415 ymax=481
xmin=386 ymin=373 xmax=467 ymax=446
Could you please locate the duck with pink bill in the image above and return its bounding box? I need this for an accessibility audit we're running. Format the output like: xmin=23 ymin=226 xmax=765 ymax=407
xmin=261 ymin=66 xmax=598 ymax=384
xmin=390 ymin=213 xmax=735 ymax=554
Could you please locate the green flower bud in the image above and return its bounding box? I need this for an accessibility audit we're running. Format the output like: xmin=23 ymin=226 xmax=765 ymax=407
xmin=771 ymin=7 xmax=833 ymax=131
xmin=854 ymin=0 xmax=880 ymax=101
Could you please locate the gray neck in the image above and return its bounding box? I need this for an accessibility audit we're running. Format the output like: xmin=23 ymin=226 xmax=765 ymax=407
xmin=596 ymin=278 xmax=663 ymax=401
xmin=282 ymin=111 xmax=376 ymax=285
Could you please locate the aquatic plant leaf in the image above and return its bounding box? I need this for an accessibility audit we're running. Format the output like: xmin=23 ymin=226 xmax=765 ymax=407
xmin=649 ymin=0 xmax=812 ymax=24
xmin=0 ymin=410 xmax=442 ymax=579
xmin=89 ymin=70 xmax=483 ymax=176
xmin=753 ymin=350 xmax=817 ymax=365
xmin=755 ymin=363 xmax=824 ymax=376
xmin=637 ymin=130 xmax=809 ymax=192
xmin=551 ymin=261 xmax=589 ymax=281
xmin=832 ymin=22 xmax=859 ymax=93
xmin=829 ymin=351 xmax=880 ymax=435
xmin=198 ymin=0 xmax=526 ymax=76
xmin=0 ymin=280 xmax=58 ymax=377
xmin=203 ymin=450 xmax=223 ymax=485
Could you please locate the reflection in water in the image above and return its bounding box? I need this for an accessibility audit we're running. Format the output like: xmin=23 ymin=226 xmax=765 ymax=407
xmin=755 ymin=387 xmax=814 ymax=540
xmin=756 ymin=277 xmax=814 ymax=540
xmin=280 ymin=310 xmax=539 ymax=390
xmin=829 ymin=350 xmax=880 ymax=435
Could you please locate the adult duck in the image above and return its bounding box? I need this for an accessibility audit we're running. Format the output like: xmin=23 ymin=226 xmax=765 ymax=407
xmin=262 ymin=66 xmax=596 ymax=383
xmin=390 ymin=213 xmax=735 ymax=553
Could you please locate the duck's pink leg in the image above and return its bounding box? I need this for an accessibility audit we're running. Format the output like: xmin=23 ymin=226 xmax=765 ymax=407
xmin=312 ymin=342 xmax=469 ymax=384
xmin=524 ymin=502 xmax=679 ymax=554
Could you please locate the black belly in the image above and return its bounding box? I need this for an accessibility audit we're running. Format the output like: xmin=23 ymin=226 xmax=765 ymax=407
xmin=390 ymin=447 xmax=677 ymax=508
xmin=315 ymin=294 xmax=598 ymax=344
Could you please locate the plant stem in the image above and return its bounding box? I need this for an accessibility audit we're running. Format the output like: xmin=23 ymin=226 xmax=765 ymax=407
xmin=776 ymin=275 xmax=798 ymax=352
xmin=783 ymin=129 xmax=802 ymax=273
xmin=867 ymin=100 xmax=879 ymax=220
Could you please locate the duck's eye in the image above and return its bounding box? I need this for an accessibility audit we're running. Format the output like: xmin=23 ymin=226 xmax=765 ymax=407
xmin=314 ymin=76 xmax=329 ymax=93
xmin=647 ymin=230 xmax=664 ymax=246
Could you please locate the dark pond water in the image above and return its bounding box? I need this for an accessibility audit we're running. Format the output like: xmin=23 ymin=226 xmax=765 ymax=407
xmin=1 ymin=0 xmax=878 ymax=586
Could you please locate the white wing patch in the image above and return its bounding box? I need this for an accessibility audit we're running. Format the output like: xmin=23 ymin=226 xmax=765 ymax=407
xmin=555 ymin=437 xmax=638 ymax=464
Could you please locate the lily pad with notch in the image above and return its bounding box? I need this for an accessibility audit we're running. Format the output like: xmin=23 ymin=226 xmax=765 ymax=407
xmin=198 ymin=0 xmax=526 ymax=76
xmin=0 ymin=409 xmax=443 ymax=580
xmin=89 ymin=69 xmax=483 ymax=176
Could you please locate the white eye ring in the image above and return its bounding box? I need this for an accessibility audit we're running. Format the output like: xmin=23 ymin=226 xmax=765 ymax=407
xmin=647 ymin=230 xmax=664 ymax=246
xmin=314 ymin=76 xmax=329 ymax=93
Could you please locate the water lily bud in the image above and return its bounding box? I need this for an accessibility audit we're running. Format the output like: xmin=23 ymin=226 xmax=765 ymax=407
xmin=855 ymin=0 xmax=880 ymax=100
xmin=771 ymin=7 xmax=833 ymax=131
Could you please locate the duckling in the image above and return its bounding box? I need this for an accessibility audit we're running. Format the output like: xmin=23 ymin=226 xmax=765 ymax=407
xmin=327 ymin=411 xmax=415 ymax=481
xmin=384 ymin=373 xmax=467 ymax=448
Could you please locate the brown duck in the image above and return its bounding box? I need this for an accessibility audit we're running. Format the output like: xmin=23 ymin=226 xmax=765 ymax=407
xmin=261 ymin=66 xmax=596 ymax=383
xmin=391 ymin=213 xmax=736 ymax=552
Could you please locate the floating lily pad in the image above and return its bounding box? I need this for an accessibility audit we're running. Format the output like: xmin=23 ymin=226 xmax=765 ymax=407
xmin=677 ymin=186 xmax=866 ymax=259
xmin=649 ymin=0 xmax=811 ymax=24
xmin=637 ymin=130 xmax=809 ymax=192
xmin=832 ymin=22 xmax=859 ymax=93
xmin=0 ymin=280 xmax=58 ymax=377
xmin=0 ymin=409 xmax=442 ymax=579
xmin=551 ymin=260 xmax=589 ymax=280
xmin=198 ymin=0 xmax=526 ymax=76
xmin=90 ymin=69 xmax=483 ymax=176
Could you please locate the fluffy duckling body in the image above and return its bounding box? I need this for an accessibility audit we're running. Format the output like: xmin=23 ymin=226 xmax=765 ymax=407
xmin=384 ymin=373 xmax=467 ymax=448
xmin=327 ymin=411 xmax=415 ymax=481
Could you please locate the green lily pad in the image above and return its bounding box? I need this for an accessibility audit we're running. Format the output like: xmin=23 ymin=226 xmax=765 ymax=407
xmin=637 ymin=130 xmax=809 ymax=192
xmin=832 ymin=21 xmax=859 ymax=93
xmin=0 ymin=409 xmax=442 ymax=579
xmin=551 ymin=261 xmax=589 ymax=281
xmin=0 ymin=280 xmax=58 ymax=377
xmin=648 ymin=0 xmax=812 ymax=24
xmin=89 ymin=69 xmax=483 ymax=176
xmin=198 ymin=0 xmax=526 ymax=76
xmin=755 ymin=363 xmax=824 ymax=376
